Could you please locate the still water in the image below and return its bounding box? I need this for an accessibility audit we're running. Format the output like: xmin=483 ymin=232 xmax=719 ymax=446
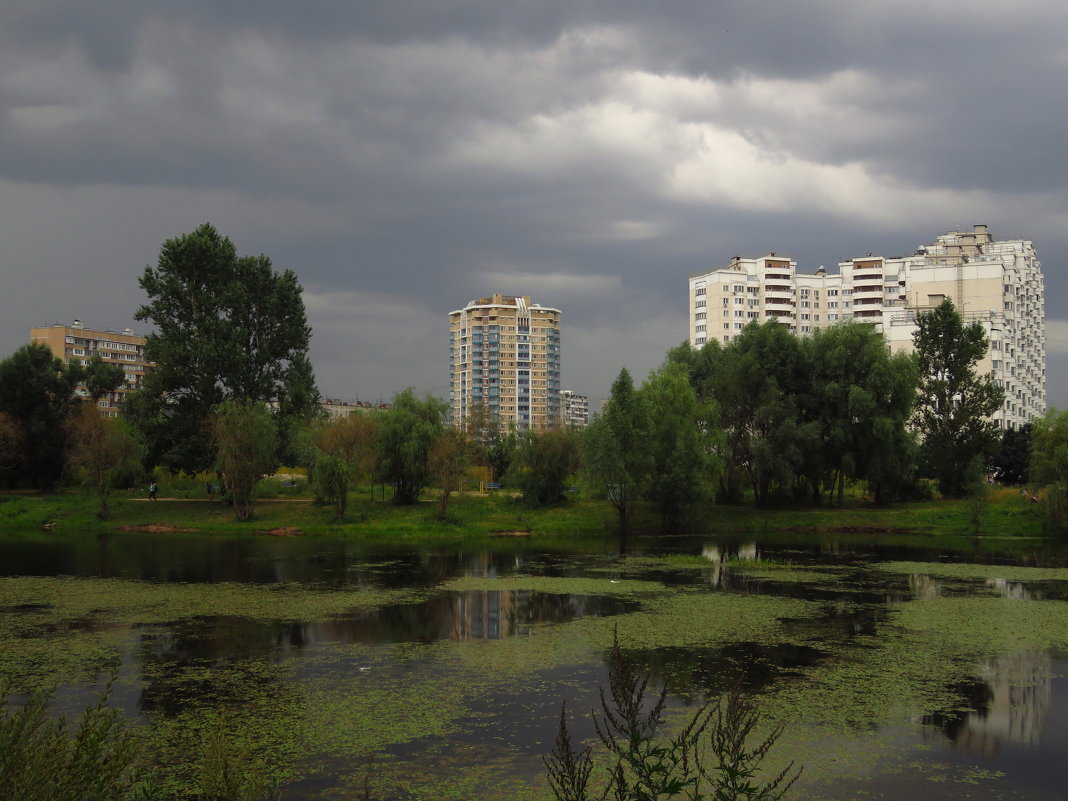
xmin=3 ymin=528 xmax=1068 ymax=800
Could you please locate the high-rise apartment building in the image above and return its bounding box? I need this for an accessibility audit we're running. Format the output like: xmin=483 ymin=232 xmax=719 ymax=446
xmin=30 ymin=320 xmax=154 ymax=416
xmin=449 ymin=294 xmax=562 ymax=431
xmin=688 ymin=225 xmax=1045 ymax=429
xmin=560 ymin=390 xmax=590 ymax=428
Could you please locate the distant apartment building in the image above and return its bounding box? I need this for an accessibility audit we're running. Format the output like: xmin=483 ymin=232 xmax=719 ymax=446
xmin=687 ymin=225 xmax=1045 ymax=429
xmin=319 ymin=398 xmax=391 ymax=418
xmin=560 ymin=390 xmax=590 ymax=428
xmin=30 ymin=320 xmax=153 ymax=416
xmin=449 ymin=294 xmax=562 ymax=431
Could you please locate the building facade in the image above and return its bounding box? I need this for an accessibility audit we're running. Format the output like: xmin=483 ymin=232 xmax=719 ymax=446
xmin=560 ymin=390 xmax=590 ymax=428
xmin=688 ymin=225 xmax=1045 ymax=429
xmin=320 ymin=399 xmax=391 ymax=418
xmin=30 ymin=320 xmax=153 ymax=416
xmin=449 ymin=294 xmax=562 ymax=431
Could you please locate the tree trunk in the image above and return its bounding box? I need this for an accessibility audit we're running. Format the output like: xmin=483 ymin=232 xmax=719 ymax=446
xmin=95 ymin=467 xmax=108 ymax=523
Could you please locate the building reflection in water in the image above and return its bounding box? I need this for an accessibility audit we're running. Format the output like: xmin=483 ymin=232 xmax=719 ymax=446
xmin=908 ymin=573 xmax=942 ymax=599
xmin=986 ymin=578 xmax=1040 ymax=600
xmin=698 ymin=542 xmax=758 ymax=588
xmin=925 ymin=650 xmax=1051 ymax=757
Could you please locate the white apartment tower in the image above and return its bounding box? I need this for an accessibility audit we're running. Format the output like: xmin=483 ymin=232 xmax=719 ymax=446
xmin=449 ymin=294 xmax=562 ymax=431
xmin=688 ymin=225 xmax=1045 ymax=429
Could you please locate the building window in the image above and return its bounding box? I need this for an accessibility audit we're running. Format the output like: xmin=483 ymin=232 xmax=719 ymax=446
xmin=695 ymin=287 xmax=706 ymax=295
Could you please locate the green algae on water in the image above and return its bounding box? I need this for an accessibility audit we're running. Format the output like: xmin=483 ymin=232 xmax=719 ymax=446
xmin=877 ymin=561 xmax=1068 ymax=583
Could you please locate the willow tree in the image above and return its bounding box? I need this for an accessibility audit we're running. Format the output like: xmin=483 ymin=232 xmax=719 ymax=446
xmin=305 ymin=413 xmax=379 ymax=521
xmin=214 ymin=399 xmax=278 ymax=521
xmin=375 ymin=389 xmax=447 ymax=504
xmin=1030 ymin=409 xmax=1068 ymax=533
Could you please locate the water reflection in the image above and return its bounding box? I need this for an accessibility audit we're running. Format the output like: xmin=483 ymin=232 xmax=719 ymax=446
xmin=924 ymin=650 xmax=1052 ymax=756
xmin=909 ymin=573 xmax=943 ymax=599
xmin=130 ymin=590 xmax=639 ymax=669
xmin=986 ymin=578 xmax=1041 ymax=600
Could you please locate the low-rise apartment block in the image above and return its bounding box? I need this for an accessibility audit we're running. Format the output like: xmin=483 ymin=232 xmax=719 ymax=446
xmin=449 ymin=294 xmax=562 ymax=431
xmin=30 ymin=320 xmax=153 ymax=416
xmin=560 ymin=390 xmax=590 ymax=428
xmin=688 ymin=225 xmax=1045 ymax=429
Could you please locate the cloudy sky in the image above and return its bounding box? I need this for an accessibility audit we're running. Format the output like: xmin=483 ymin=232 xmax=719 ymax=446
xmin=2 ymin=1 xmax=1066 ymax=407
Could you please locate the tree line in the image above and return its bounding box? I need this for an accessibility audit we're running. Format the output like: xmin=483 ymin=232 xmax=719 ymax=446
xmin=0 ymin=222 xmax=1065 ymax=531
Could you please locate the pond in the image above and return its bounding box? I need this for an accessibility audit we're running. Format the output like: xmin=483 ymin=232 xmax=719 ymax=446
xmin=3 ymin=527 xmax=1068 ymax=800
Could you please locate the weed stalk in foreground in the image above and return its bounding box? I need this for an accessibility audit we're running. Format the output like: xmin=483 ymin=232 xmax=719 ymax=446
xmin=544 ymin=633 xmax=801 ymax=801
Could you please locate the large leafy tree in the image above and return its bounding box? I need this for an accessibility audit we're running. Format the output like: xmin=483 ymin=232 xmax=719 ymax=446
xmin=991 ymin=423 xmax=1032 ymax=486
xmin=0 ymin=344 xmax=85 ymax=490
xmin=82 ymin=356 xmax=125 ymax=403
xmin=581 ymin=368 xmax=652 ymax=533
xmin=913 ymin=300 xmax=1004 ymax=496
xmin=131 ymin=223 xmax=320 ymax=471
xmin=717 ymin=322 xmax=807 ymax=507
xmin=806 ymin=323 xmax=918 ymax=504
xmin=508 ymin=427 xmax=579 ymax=506
xmin=639 ymin=365 xmax=721 ymax=529
xmin=375 ymin=389 xmax=448 ymax=504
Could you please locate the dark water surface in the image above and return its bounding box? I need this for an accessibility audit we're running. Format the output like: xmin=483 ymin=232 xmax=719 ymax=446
xmin=3 ymin=527 xmax=1068 ymax=800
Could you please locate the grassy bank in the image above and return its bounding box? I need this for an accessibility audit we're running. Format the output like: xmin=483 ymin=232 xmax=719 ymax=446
xmin=0 ymin=483 xmax=1045 ymax=540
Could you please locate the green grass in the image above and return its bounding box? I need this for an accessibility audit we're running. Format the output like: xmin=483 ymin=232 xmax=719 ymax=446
xmin=0 ymin=483 xmax=1045 ymax=541
xmin=0 ymin=486 xmax=614 ymax=543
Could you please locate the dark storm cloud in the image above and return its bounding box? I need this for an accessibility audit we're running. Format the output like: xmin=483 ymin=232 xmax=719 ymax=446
xmin=1 ymin=0 xmax=1066 ymax=403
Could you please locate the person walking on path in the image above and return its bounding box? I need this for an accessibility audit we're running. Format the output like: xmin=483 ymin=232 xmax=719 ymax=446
xmin=148 ymin=481 xmax=158 ymax=501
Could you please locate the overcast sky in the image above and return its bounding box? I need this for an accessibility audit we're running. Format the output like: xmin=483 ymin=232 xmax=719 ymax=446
xmin=2 ymin=1 xmax=1066 ymax=407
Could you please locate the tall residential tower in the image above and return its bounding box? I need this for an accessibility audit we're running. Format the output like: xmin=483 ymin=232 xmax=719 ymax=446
xmin=449 ymin=295 xmax=562 ymax=431
xmin=687 ymin=225 xmax=1045 ymax=429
